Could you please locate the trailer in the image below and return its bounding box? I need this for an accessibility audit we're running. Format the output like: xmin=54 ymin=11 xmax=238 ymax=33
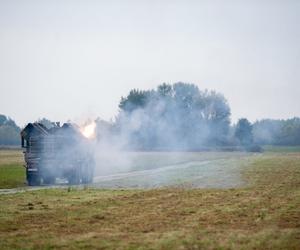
xmin=21 ymin=122 xmax=94 ymax=186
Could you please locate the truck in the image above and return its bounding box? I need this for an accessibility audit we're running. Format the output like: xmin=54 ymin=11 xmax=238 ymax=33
xmin=21 ymin=122 xmax=95 ymax=186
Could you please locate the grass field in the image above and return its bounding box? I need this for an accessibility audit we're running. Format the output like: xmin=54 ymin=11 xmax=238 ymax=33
xmin=263 ymin=145 xmax=300 ymax=153
xmin=0 ymin=148 xmax=299 ymax=249
xmin=0 ymin=149 xmax=25 ymax=189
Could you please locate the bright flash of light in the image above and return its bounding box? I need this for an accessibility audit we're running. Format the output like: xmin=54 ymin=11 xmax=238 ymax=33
xmin=80 ymin=121 xmax=96 ymax=139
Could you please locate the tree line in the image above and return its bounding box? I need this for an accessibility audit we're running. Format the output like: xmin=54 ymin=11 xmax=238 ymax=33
xmin=1 ymin=82 xmax=300 ymax=149
xmin=114 ymin=83 xmax=300 ymax=150
xmin=0 ymin=115 xmax=21 ymax=145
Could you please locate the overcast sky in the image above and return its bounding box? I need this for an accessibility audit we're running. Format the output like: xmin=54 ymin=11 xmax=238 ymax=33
xmin=0 ymin=0 xmax=299 ymax=126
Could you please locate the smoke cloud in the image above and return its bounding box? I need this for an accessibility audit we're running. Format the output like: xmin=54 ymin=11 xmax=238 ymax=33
xmin=92 ymin=82 xmax=232 ymax=176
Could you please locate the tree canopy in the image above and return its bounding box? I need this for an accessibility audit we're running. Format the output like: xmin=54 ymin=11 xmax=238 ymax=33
xmin=235 ymin=118 xmax=253 ymax=146
xmin=0 ymin=115 xmax=21 ymax=145
xmin=253 ymin=118 xmax=300 ymax=146
xmin=116 ymin=82 xmax=231 ymax=150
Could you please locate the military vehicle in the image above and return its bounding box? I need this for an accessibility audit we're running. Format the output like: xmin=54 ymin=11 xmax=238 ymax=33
xmin=21 ymin=122 xmax=95 ymax=186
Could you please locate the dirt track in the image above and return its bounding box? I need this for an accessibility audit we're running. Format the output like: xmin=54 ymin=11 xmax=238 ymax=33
xmin=0 ymin=153 xmax=254 ymax=194
xmin=93 ymin=157 xmax=248 ymax=189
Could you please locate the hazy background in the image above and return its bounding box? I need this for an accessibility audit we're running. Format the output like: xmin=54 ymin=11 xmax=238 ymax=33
xmin=0 ymin=0 xmax=299 ymax=127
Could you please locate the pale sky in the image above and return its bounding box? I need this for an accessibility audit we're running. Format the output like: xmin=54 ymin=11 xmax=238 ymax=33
xmin=0 ymin=0 xmax=299 ymax=127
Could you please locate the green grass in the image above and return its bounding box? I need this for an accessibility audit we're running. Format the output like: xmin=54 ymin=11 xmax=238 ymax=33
xmin=0 ymin=152 xmax=299 ymax=249
xmin=263 ymin=145 xmax=300 ymax=153
xmin=0 ymin=163 xmax=25 ymax=188
xmin=0 ymin=149 xmax=25 ymax=188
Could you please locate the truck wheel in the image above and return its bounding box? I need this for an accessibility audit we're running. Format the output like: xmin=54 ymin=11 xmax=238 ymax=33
xmin=43 ymin=176 xmax=55 ymax=185
xmin=68 ymin=176 xmax=80 ymax=185
xmin=82 ymin=173 xmax=93 ymax=184
xmin=68 ymin=170 xmax=80 ymax=185
xmin=81 ymin=163 xmax=94 ymax=184
xmin=27 ymin=174 xmax=41 ymax=186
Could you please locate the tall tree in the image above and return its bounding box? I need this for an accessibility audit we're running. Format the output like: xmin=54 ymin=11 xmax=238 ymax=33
xmin=235 ymin=118 xmax=253 ymax=146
